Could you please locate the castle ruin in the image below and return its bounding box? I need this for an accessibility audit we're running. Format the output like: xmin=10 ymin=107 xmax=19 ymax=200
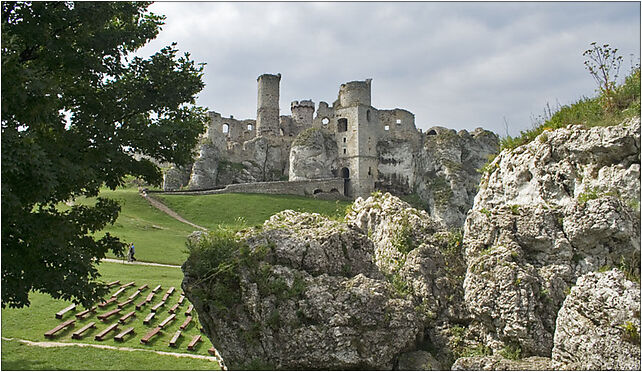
xmin=163 ymin=73 xmax=499 ymax=227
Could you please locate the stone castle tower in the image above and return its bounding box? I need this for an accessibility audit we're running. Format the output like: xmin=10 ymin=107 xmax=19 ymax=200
xmin=256 ymin=73 xmax=281 ymax=136
xmin=334 ymin=79 xmax=378 ymax=198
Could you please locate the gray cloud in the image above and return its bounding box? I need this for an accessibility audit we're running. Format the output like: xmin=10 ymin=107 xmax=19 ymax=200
xmin=135 ymin=2 xmax=640 ymax=136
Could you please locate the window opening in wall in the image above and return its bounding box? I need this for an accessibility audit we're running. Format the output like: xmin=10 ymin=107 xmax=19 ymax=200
xmin=338 ymin=118 xmax=348 ymax=132
xmin=384 ymin=125 xmax=390 ymax=131
xmin=343 ymin=149 xmax=347 ymax=154
xmin=247 ymin=124 xmax=253 ymax=131
xmin=366 ymin=110 xmax=371 ymax=122
xmin=322 ymin=117 xmax=330 ymax=125
xmin=343 ymin=137 xmax=346 ymax=143
xmin=368 ymin=167 xmax=372 ymax=176
xmin=222 ymin=123 xmax=229 ymax=134
xmin=427 ymin=129 xmax=437 ymax=135
xmin=396 ymin=119 xmax=402 ymax=124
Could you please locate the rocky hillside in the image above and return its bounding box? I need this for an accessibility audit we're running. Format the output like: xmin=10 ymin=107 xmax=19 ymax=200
xmin=182 ymin=116 xmax=640 ymax=370
xmin=376 ymin=127 xmax=499 ymax=228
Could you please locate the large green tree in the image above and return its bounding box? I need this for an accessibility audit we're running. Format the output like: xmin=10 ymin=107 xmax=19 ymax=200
xmin=2 ymin=2 xmax=208 ymax=308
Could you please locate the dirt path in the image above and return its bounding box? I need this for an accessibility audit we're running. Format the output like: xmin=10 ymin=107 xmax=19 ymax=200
xmin=2 ymin=337 xmax=226 ymax=370
xmin=140 ymin=192 xmax=208 ymax=231
xmin=102 ymin=258 xmax=181 ymax=269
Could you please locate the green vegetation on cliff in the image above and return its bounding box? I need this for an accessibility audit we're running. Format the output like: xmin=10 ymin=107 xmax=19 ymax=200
xmin=500 ymin=67 xmax=640 ymax=152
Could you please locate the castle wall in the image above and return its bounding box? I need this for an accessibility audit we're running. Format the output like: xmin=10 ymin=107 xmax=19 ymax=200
xmin=257 ymin=73 xmax=281 ymax=136
xmin=207 ymin=111 xmax=256 ymax=145
xmin=313 ymin=101 xmax=336 ymax=131
xmin=156 ymin=178 xmax=345 ymax=198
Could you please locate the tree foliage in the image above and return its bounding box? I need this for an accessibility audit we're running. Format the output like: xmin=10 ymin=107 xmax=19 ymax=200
xmin=1 ymin=2 xmax=208 ymax=308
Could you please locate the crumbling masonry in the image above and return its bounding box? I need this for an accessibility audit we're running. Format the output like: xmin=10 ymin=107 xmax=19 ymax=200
xmin=163 ymin=73 xmax=499 ymax=227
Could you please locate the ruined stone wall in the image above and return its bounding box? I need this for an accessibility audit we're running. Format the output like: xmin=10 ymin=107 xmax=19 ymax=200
xmin=207 ymin=111 xmax=256 ymax=145
xmin=157 ymin=178 xmax=345 ymax=197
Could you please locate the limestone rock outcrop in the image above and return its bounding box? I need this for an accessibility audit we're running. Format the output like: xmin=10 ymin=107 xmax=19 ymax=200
xmin=182 ymin=193 xmax=471 ymax=369
xmin=414 ymin=127 xmax=499 ymax=228
xmin=289 ymin=128 xmax=338 ymax=181
xmin=451 ymin=355 xmax=554 ymax=370
xmin=462 ymin=117 xmax=641 ymax=357
xmin=552 ymin=269 xmax=641 ymax=370
xmin=187 ymin=143 xmax=220 ymax=190
xmin=376 ymin=127 xmax=499 ymax=228
xmin=162 ymin=165 xmax=192 ymax=191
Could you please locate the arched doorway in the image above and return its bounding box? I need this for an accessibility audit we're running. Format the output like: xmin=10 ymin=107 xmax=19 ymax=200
xmin=341 ymin=167 xmax=350 ymax=197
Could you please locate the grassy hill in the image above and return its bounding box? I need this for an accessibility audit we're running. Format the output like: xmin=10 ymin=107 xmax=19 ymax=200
xmin=2 ymin=189 xmax=350 ymax=370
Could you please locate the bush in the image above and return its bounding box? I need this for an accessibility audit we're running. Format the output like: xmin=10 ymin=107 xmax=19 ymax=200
xmin=184 ymin=229 xmax=245 ymax=311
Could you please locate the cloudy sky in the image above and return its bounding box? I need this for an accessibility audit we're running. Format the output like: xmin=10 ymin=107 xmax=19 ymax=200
xmin=136 ymin=1 xmax=640 ymax=136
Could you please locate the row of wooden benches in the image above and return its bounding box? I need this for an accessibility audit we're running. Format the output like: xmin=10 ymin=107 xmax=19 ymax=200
xmin=44 ymin=318 xmax=203 ymax=349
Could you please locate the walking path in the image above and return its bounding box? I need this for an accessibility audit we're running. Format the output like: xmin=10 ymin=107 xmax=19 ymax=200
xmin=1 ymin=337 xmax=226 ymax=370
xmin=140 ymin=191 xmax=208 ymax=231
xmin=102 ymin=258 xmax=181 ymax=269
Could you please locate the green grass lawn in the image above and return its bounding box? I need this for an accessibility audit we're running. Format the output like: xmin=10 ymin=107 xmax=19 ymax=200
xmin=1 ymin=339 xmax=219 ymax=370
xmin=70 ymin=187 xmax=197 ymax=265
xmin=1 ymin=261 xmax=219 ymax=369
xmin=5 ymin=188 xmax=350 ymax=369
xmin=154 ymin=192 xmax=351 ymax=230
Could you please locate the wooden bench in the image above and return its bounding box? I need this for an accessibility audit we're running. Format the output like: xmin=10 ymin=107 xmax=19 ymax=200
xmin=117 ymin=299 xmax=133 ymax=308
xmin=72 ymin=321 xmax=96 ymax=339
xmin=158 ymin=313 xmax=176 ymax=329
xmin=119 ymin=311 xmax=136 ymax=323
xmin=179 ymin=316 xmax=192 ymax=330
xmin=97 ymin=308 xmax=121 ymax=321
xmin=152 ymin=284 xmax=162 ymax=293
xmin=140 ymin=326 xmax=162 ymax=344
xmin=114 ymin=327 xmax=135 ymax=342
xmin=169 ymin=330 xmax=182 ymax=347
xmin=187 ymin=334 xmax=202 ymax=351
xmin=135 ymin=299 xmax=148 ymax=310
xmin=177 ymin=295 xmax=185 ymax=305
xmin=138 ymin=284 xmax=148 ymax=291
xmin=75 ymin=306 xmax=96 ymax=319
xmin=55 ymin=304 xmax=76 ymax=319
xmin=44 ymin=319 xmax=75 ymax=339
xmin=208 ymin=347 xmax=217 ymax=356
xmin=120 ymin=281 xmax=135 ymax=289
xmin=145 ymin=292 xmax=155 ymax=302
xmin=98 ymin=297 xmax=117 ymax=308
xmin=161 ymin=287 xmax=175 ymax=302
xmin=107 ymin=280 xmax=120 ymax=287
xmin=111 ymin=287 xmax=127 ymax=298
xmin=169 ymin=303 xmax=180 ymax=314
xmin=151 ymin=301 xmax=165 ymax=312
xmin=127 ymin=290 xmax=141 ymax=300
xmin=185 ymin=304 xmax=193 ymax=315
xmin=143 ymin=312 xmax=156 ymax=325
xmin=94 ymin=322 xmax=119 ymax=341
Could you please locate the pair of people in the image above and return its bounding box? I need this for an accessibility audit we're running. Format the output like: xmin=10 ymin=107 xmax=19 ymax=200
xmin=128 ymin=242 xmax=136 ymax=262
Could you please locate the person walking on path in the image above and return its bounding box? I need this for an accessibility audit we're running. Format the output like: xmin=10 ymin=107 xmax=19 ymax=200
xmin=128 ymin=242 xmax=136 ymax=262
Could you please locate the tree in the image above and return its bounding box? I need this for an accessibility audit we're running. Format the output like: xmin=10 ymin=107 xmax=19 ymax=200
xmin=583 ymin=42 xmax=623 ymax=112
xmin=2 ymin=2 xmax=209 ymax=308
